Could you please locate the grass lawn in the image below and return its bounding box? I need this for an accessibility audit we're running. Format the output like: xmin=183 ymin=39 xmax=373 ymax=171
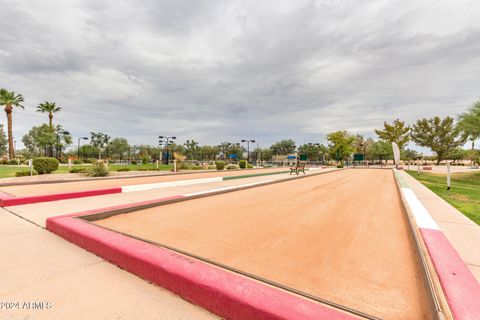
xmin=406 ymin=170 xmax=480 ymax=225
xmin=0 ymin=163 xmax=174 ymax=179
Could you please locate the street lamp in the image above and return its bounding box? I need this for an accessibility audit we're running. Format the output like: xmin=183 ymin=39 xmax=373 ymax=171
xmin=360 ymin=143 xmax=366 ymax=166
xmin=56 ymin=131 xmax=70 ymax=160
xmin=159 ymin=136 xmax=176 ymax=164
xmin=241 ymin=139 xmax=255 ymax=162
xmin=77 ymin=137 xmax=88 ymax=161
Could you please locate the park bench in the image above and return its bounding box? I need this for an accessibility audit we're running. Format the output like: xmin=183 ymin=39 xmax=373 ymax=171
xmin=290 ymin=162 xmax=306 ymax=175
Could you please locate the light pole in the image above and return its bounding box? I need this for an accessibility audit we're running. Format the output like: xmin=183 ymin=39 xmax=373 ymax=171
xmin=241 ymin=139 xmax=255 ymax=162
xmin=359 ymin=143 xmax=366 ymax=166
xmin=56 ymin=130 xmax=70 ymax=160
xmin=77 ymin=137 xmax=88 ymax=161
xmin=159 ymin=136 xmax=176 ymax=164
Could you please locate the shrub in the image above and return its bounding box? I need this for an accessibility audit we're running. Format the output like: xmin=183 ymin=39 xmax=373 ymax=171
xmin=336 ymin=164 xmax=344 ymax=168
xmin=7 ymin=159 xmax=18 ymax=165
xmin=215 ymin=161 xmax=225 ymax=170
xmin=69 ymin=167 xmax=88 ymax=173
xmin=15 ymin=169 xmax=37 ymax=177
xmin=207 ymin=165 xmax=216 ymax=170
xmin=131 ymin=160 xmax=138 ymax=165
xmin=33 ymin=157 xmax=59 ymax=174
xmin=142 ymin=157 xmax=149 ymax=165
xmin=239 ymin=160 xmax=247 ymax=169
xmin=247 ymin=163 xmax=254 ymax=168
xmin=0 ymin=159 xmax=7 ymax=165
xmin=73 ymin=159 xmax=82 ymax=165
xmin=226 ymin=164 xmax=239 ymax=170
xmin=87 ymin=158 xmax=97 ymax=164
xmin=191 ymin=165 xmax=203 ymax=170
xmin=176 ymin=162 xmax=189 ymax=170
xmin=116 ymin=166 xmax=131 ymax=172
xmin=87 ymin=161 xmax=109 ymax=177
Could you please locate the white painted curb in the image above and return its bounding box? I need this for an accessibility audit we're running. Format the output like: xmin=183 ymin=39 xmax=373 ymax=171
xmin=183 ymin=180 xmax=274 ymax=197
xmin=122 ymin=177 xmax=223 ymax=193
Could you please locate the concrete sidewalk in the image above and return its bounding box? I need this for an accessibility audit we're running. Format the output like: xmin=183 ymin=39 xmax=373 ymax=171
xmin=0 ymin=208 xmax=218 ymax=320
xmin=401 ymin=171 xmax=480 ymax=281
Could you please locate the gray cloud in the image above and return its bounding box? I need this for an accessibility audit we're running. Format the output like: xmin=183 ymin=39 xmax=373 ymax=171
xmin=0 ymin=0 xmax=479 ymax=150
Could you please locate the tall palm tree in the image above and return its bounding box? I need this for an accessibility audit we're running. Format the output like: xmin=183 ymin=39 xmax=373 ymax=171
xmin=457 ymin=100 xmax=480 ymax=164
xmin=0 ymin=89 xmax=24 ymax=159
xmin=37 ymin=101 xmax=61 ymax=128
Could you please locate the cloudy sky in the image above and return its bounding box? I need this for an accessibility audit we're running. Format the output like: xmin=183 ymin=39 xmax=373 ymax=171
xmin=1 ymin=0 xmax=479 ymax=150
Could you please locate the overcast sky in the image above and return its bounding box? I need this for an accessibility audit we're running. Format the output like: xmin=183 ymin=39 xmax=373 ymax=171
xmin=1 ymin=0 xmax=479 ymax=150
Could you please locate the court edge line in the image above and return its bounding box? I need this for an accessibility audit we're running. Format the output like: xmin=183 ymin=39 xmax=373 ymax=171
xmin=392 ymin=169 xmax=447 ymax=320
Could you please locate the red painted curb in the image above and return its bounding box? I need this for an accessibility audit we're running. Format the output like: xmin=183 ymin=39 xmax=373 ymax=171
xmin=0 ymin=188 xmax=122 ymax=207
xmin=420 ymin=228 xmax=480 ymax=320
xmin=46 ymin=205 xmax=357 ymax=320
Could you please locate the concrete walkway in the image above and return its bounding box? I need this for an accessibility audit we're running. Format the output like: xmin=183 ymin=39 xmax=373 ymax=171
xmin=401 ymin=171 xmax=480 ymax=282
xmin=0 ymin=209 xmax=218 ymax=320
xmin=1 ymin=168 xmax=336 ymax=319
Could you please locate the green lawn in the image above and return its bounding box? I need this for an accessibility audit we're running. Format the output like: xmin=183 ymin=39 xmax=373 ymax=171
xmin=406 ymin=170 xmax=480 ymax=225
xmin=0 ymin=163 xmax=174 ymax=179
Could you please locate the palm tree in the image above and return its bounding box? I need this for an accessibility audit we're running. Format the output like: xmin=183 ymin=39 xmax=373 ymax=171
xmin=37 ymin=101 xmax=61 ymax=128
xmin=0 ymin=89 xmax=24 ymax=159
xmin=457 ymin=100 xmax=480 ymax=164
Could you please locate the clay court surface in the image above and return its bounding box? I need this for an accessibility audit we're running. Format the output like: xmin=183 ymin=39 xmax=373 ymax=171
xmin=0 ymin=168 xmax=287 ymax=197
xmin=93 ymin=169 xmax=433 ymax=319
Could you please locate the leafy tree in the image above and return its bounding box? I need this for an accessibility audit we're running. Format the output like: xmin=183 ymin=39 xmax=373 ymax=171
xmin=368 ymin=140 xmax=393 ymax=161
xmin=90 ymin=132 xmax=111 ymax=159
xmin=253 ymin=148 xmax=273 ymax=162
xmin=374 ymin=119 xmax=410 ymax=150
xmin=200 ymin=145 xmax=220 ymax=161
xmin=0 ymin=88 xmax=24 ymax=159
xmin=22 ymin=124 xmax=56 ymax=156
xmin=78 ymin=144 xmax=97 ymax=160
xmin=55 ymin=125 xmax=72 ymax=158
xmin=108 ymin=138 xmax=130 ymax=160
xmin=447 ymin=148 xmax=468 ymax=163
xmin=326 ymin=131 xmax=356 ymax=164
xmin=184 ymin=139 xmax=200 ymax=160
xmin=402 ymin=148 xmax=421 ymax=161
xmin=226 ymin=144 xmax=245 ymax=160
xmin=0 ymin=125 xmax=7 ymax=157
xmin=297 ymin=143 xmax=328 ymax=161
xmin=270 ymin=139 xmax=296 ymax=155
xmin=411 ymin=116 xmax=465 ymax=164
xmin=36 ymin=101 xmax=61 ymax=128
xmin=457 ymin=100 xmax=480 ymax=163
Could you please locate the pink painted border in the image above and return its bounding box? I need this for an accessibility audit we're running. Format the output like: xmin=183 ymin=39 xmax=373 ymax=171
xmin=46 ymin=199 xmax=357 ymax=320
xmin=0 ymin=188 xmax=122 ymax=206
xmin=420 ymin=228 xmax=480 ymax=320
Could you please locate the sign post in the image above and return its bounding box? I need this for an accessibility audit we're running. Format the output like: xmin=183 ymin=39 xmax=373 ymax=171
xmin=447 ymin=161 xmax=451 ymax=190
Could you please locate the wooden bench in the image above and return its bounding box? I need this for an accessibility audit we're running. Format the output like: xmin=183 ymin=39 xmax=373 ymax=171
xmin=290 ymin=162 xmax=306 ymax=175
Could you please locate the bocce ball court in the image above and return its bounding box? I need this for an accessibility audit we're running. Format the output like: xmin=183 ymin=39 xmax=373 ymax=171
xmin=71 ymin=169 xmax=436 ymax=319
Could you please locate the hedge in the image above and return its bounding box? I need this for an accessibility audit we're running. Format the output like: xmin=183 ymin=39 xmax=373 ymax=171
xmin=32 ymin=157 xmax=59 ymax=174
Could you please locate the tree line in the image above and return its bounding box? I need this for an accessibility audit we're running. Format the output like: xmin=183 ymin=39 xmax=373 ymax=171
xmin=1 ymin=87 xmax=479 ymax=165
